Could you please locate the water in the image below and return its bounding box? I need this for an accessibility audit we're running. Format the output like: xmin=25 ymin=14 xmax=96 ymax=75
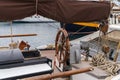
xmin=0 ymin=22 xmax=60 ymax=49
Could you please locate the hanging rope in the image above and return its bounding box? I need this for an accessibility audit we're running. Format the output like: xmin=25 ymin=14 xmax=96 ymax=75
xmin=69 ymin=26 xmax=86 ymax=35
xmin=96 ymin=21 xmax=110 ymax=54
xmin=9 ymin=21 xmax=18 ymax=49
xmin=96 ymin=24 xmax=103 ymax=54
xmin=10 ymin=21 xmax=13 ymax=43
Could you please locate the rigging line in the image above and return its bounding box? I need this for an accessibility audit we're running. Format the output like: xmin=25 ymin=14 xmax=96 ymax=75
xmin=69 ymin=31 xmax=96 ymax=35
xmin=104 ymin=32 xmax=110 ymax=50
xmin=68 ymin=26 xmax=87 ymax=37
xmin=10 ymin=21 xmax=14 ymax=57
xmin=10 ymin=21 xmax=13 ymax=43
xmin=47 ymin=0 xmax=59 ymax=30
xmin=37 ymin=0 xmax=58 ymax=30
xmin=54 ymin=0 xmax=57 ymax=23
xmin=43 ymin=0 xmax=58 ymax=29
xmin=96 ymin=22 xmax=105 ymax=54
xmin=97 ymin=30 xmax=102 ymax=54
xmin=70 ymin=25 xmax=99 ymax=35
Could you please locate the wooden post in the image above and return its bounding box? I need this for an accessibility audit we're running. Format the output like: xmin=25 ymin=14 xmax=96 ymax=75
xmin=114 ymin=41 xmax=120 ymax=62
xmin=22 ymin=67 xmax=93 ymax=80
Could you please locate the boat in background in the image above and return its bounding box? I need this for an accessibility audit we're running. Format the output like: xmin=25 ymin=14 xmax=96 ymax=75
xmin=15 ymin=15 xmax=98 ymax=40
xmin=13 ymin=15 xmax=56 ymax=23
xmin=61 ymin=23 xmax=99 ymax=40
xmin=14 ymin=16 xmax=99 ymax=40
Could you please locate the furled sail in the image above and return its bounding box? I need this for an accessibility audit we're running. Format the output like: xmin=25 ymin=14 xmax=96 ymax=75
xmin=0 ymin=0 xmax=110 ymax=23
xmin=0 ymin=0 xmax=35 ymax=21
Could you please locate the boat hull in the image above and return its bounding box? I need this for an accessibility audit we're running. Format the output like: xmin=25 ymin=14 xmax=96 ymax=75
xmin=61 ymin=23 xmax=98 ymax=40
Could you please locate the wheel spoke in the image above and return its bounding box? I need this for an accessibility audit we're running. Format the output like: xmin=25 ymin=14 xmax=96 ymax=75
xmin=55 ymin=28 xmax=70 ymax=68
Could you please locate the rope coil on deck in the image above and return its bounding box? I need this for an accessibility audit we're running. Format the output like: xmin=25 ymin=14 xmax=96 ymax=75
xmin=91 ymin=54 xmax=120 ymax=75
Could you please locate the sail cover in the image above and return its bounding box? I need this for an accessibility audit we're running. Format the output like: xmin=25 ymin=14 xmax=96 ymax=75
xmin=0 ymin=0 xmax=35 ymax=21
xmin=0 ymin=0 xmax=110 ymax=23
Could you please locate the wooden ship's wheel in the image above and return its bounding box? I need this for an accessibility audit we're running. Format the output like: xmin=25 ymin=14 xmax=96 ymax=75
xmin=55 ymin=28 xmax=70 ymax=71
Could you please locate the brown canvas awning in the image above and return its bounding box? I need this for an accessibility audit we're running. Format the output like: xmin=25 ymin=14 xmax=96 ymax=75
xmin=0 ymin=0 xmax=35 ymax=21
xmin=0 ymin=0 xmax=110 ymax=23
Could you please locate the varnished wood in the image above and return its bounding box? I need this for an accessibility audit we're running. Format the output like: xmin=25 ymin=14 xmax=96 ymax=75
xmin=55 ymin=28 xmax=70 ymax=67
xmin=19 ymin=40 xmax=30 ymax=50
xmin=0 ymin=34 xmax=37 ymax=38
xmin=23 ymin=67 xmax=93 ymax=80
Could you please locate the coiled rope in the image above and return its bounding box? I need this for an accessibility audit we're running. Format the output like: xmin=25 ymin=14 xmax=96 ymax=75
xmin=91 ymin=53 xmax=120 ymax=75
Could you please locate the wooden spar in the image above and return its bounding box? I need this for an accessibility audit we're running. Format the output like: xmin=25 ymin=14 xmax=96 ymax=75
xmin=0 ymin=34 xmax=37 ymax=38
xmin=73 ymin=22 xmax=100 ymax=28
xmin=23 ymin=67 xmax=93 ymax=80
xmin=114 ymin=41 xmax=120 ymax=62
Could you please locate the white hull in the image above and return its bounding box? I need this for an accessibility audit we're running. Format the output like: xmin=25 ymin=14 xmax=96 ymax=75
xmin=14 ymin=15 xmax=55 ymax=23
xmin=109 ymin=24 xmax=120 ymax=30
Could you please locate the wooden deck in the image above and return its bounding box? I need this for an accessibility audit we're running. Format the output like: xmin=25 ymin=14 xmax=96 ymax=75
xmin=26 ymin=30 xmax=120 ymax=80
xmin=39 ymin=50 xmax=69 ymax=80
xmin=40 ymin=50 xmax=111 ymax=80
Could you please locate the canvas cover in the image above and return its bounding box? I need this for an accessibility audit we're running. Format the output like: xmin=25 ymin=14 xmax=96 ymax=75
xmin=0 ymin=49 xmax=24 ymax=65
xmin=0 ymin=0 xmax=110 ymax=23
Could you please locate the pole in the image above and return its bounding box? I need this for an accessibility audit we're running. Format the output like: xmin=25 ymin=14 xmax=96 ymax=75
xmin=22 ymin=67 xmax=93 ymax=80
xmin=10 ymin=21 xmax=13 ymax=43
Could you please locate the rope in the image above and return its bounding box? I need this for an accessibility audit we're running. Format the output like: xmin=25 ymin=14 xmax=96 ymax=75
xmin=91 ymin=53 xmax=120 ymax=75
xmin=97 ymin=30 xmax=102 ymax=54
xmin=69 ymin=31 xmax=96 ymax=35
xmin=53 ymin=0 xmax=57 ymax=23
xmin=35 ymin=0 xmax=59 ymax=31
xmin=10 ymin=21 xmax=13 ymax=43
xmin=92 ymin=53 xmax=106 ymax=66
xmin=68 ymin=26 xmax=87 ymax=37
xmin=9 ymin=22 xmax=16 ymax=58
xmin=69 ymin=25 xmax=99 ymax=38
xmin=9 ymin=21 xmax=18 ymax=49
